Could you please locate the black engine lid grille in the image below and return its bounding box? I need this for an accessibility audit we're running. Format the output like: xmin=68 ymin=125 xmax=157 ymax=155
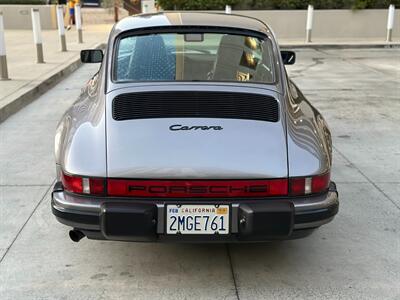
xmin=112 ymin=91 xmax=279 ymax=122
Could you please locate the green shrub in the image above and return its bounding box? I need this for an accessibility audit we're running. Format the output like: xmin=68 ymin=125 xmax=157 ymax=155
xmin=157 ymin=0 xmax=399 ymax=10
xmin=157 ymin=0 xmax=239 ymax=10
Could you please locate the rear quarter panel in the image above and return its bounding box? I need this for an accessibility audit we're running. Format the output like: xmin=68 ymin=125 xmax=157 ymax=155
xmin=54 ymin=71 xmax=107 ymax=177
xmin=285 ymin=80 xmax=332 ymax=177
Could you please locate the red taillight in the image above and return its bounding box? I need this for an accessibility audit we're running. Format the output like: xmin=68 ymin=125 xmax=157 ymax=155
xmin=107 ymin=179 xmax=288 ymax=198
xmin=312 ymin=172 xmax=331 ymax=193
xmin=89 ymin=178 xmax=106 ymax=195
xmin=289 ymin=172 xmax=330 ymax=196
xmin=289 ymin=177 xmax=306 ymax=196
xmin=61 ymin=172 xmax=83 ymax=194
xmin=61 ymin=171 xmax=329 ymax=197
xmin=61 ymin=172 xmax=105 ymax=195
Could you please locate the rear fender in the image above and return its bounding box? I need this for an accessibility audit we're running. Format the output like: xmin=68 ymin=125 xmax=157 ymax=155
xmin=285 ymin=81 xmax=332 ymax=177
xmin=55 ymin=72 xmax=107 ymax=177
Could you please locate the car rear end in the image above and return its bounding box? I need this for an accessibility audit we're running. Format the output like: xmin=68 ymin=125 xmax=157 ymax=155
xmin=52 ymin=171 xmax=338 ymax=242
xmin=52 ymin=84 xmax=338 ymax=242
xmin=52 ymin=15 xmax=338 ymax=242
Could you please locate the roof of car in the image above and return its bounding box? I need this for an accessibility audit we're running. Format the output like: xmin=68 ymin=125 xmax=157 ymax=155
xmin=112 ymin=12 xmax=272 ymax=35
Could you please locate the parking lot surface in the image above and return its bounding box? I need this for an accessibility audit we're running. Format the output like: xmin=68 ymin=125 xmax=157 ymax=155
xmin=0 ymin=48 xmax=399 ymax=299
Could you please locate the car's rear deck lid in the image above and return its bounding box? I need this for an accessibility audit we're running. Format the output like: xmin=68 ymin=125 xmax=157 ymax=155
xmin=106 ymin=86 xmax=287 ymax=179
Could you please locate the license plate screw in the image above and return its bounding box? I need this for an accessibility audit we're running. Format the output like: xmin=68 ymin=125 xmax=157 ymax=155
xmin=240 ymin=217 xmax=246 ymax=225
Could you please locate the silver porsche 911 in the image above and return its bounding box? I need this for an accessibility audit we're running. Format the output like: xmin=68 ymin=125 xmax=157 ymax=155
xmin=52 ymin=12 xmax=339 ymax=243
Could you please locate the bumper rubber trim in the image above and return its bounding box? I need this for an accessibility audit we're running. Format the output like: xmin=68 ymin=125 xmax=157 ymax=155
xmin=51 ymin=181 xmax=339 ymax=241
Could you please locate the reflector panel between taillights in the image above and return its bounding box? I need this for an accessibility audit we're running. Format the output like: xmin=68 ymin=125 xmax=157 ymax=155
xmin=107 ymin=179 xmax=289 ymax=198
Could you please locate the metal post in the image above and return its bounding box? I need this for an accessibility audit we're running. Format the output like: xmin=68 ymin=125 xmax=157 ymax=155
xmin=31 ymin=8 xmax=44 ymax=63
xmin=225 ymin=5 xmax=232 ymax=14
xmin=386 ymin=4 xmax=395 ymax=42
xmin=56 ymin=5 xmax=67 ymax=51
xmin=0 ymin=11 xmax=9 ymax=80
xmin=75 ymin=3 xmax=83 ymax=43
xmin=306 ymin=5 xmax=314 ymax=43
xmin=114 ymin=0 xmax=119 ymax=22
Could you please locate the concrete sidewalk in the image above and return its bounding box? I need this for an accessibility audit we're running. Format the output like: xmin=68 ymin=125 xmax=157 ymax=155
xmin=0 ymin=24 xmax=112 ymax=123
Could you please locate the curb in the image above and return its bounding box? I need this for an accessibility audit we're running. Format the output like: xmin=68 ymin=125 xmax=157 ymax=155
xmin=280 ymin=43 xmax=400 ymax=49
xmin=0 ymin=43 xmax=106 ymax=124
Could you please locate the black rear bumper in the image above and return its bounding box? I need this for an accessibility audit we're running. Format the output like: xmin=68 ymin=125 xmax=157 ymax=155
xmin=51 ymin=182 xmax=339 ymax=242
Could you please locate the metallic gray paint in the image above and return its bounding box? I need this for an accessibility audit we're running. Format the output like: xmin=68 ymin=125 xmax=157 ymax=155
xmin=286 ymin=80 xmax=332 ymax=176
xmin=55 ymin=12 xmax=332 ymax=180
xmin=106 ymin=85 xmax=287 ymax=179
xmin=55 ymin=71 xmax=107 ymax=177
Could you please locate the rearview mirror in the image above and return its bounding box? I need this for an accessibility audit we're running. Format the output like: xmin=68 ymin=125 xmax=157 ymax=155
xmin=80 ymin=49 xmax=103 ymax=63
xmin=281 ymin=51 xmax=296 ymax=65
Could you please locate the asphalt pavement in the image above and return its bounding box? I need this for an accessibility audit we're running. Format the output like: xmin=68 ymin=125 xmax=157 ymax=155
xmin=0 ymin=48 xmax=399 ymax=299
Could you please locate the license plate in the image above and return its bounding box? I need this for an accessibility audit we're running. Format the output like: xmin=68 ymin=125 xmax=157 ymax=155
xmin=166 ymin=204 xmax=229 ymax=235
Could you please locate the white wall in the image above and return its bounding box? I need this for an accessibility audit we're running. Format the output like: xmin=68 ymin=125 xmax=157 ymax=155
xmin=230 ymin=9 xmax=400 ymax=41
xmin=0 ymin=5 xmax=57 ymax=30
xmin=0 ymin=6 xmax=398 ymax=42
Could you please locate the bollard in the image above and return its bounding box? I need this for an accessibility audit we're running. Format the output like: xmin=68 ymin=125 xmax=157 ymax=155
xmin=31 ymin=8 xmax=44 ymax=63
xmin=114 ymin=4 xmax=119 ymax=23
xmin=386 ymin=4 xmax=395 ymax=42
xmin=225 ymin=5 xmax=232 ymax=14
xmin=306 ymin=5 xmax=314 ymax=43
xmin=56 ymin=5 xmax=67 ymax=52
xmin=75 ymin=3 xmax=83 ymax=43
xmin=0 ymin=11 xmax=9 ymax=80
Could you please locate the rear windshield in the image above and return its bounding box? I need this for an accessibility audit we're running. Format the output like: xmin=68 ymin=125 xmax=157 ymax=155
xmin=113 ymin=32 xmax=276 ymax=84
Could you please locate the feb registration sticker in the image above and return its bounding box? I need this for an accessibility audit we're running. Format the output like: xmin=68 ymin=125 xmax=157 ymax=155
xmin=166 ymin=204 xmax=229 ymax=235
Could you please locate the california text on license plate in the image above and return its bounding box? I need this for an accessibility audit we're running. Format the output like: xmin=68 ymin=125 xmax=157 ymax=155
xmin=166 ymin=204 xmax=230 ymax=235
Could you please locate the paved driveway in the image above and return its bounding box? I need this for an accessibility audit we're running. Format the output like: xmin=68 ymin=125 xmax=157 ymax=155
xmin=0 ymin=48 xmax=399 ymax=299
